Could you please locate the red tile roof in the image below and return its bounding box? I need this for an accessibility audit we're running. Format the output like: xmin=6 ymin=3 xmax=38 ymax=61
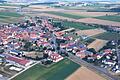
xmin=6 ymin=56 xmax=30 ymax=66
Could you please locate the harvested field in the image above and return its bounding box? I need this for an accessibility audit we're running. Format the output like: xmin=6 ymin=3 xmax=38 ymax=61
xmin=66 ymin=66 xmax=106 ymax=80
xmin=87 ymin=39 xmax=108 ymax=51
xmin=63 ymin=12 xmax=117 ymax=17
xmin=77 ymin=18 xmax=120 ymax=27
xmin=28 ymin=5 xmax=65 ymax=12
xmin=76 ymin=29 xmax=106 ymax=36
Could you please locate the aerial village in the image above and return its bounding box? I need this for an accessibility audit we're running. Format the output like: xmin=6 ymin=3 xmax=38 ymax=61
xmin=0 ymin=16 xmax=119 ymax=79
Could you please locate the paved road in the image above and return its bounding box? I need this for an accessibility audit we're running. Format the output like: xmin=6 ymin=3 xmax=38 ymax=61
xmin=117 ymin=49 xmax=120 ymax=69
xmin=68 ymin=53 xmax=119 ymax=80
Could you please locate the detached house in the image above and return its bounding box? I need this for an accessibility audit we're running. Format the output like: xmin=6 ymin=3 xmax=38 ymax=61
xmin=48 ymin=51 xmax=63 ymax=62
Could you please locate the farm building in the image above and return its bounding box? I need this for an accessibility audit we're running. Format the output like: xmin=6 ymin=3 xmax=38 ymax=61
xmin=6 ymin=56 xmax=32 ymax=67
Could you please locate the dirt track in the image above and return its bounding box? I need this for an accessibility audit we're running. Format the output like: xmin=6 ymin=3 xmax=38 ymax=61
xmin=66 ymin=66 xmax=106 ymax=80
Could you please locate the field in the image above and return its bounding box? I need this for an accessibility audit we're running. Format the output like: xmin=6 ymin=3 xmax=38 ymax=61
xmin=93 ymin=32 xmax=120 ymax=40
xmin=0 ymin=12 xmax=23 ymax=17
xmin=87 ymin=39 xmax=108 ymax=51
xmin=27 ymin=5 xmax=65 ymax=12
xmin=63 ymin=12 xmax=116 ymax=17
xmin=0 ymin=12 xmax=24 ymax=23
xmin=76 ymin=29 xmax=106 ymax=36
xmin=62 ymin=21 xmax=97 ymax=30
xmin=66 ymin=67 xmax=106 ymax=80
xmin=45 ymin=11 xmax=86 ymax=19
xmin=95 ymin=15 xmax=120 ymax=22
xmin=77 ymin=18 xmax=120 ymax=27
xmin=12 ymin=59 xmax=80 ymax=80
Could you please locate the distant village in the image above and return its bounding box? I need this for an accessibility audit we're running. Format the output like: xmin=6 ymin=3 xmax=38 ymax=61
xmin=0 ymin=16 xmax=120 ymax=79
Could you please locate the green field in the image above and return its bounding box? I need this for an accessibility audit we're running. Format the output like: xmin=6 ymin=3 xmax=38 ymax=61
xmin=95 ymin=15 xmax=120 ymax=22
xmin=93 ymin=32 xmax=120 ymax=40
xmin=62 ymin=21 xmax=97 ymax=30
xmin=12 ymin=59 xmax=80 ymax=80
xmin=0 ymin=12 xmax=23 ymax=17
xmin=45 ymin=11 xmax=86 ymax=19
xmin=0 ymin=12 xmax=24 ymax=23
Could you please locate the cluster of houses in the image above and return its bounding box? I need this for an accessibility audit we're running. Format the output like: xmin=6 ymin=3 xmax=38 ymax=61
xmin=0 ymin=17 xmax=70 ymax=68
xmin=93 ymin=40 xmax=120 ymax=74
xmin=0 ymin=16 xmax=119 ymax=79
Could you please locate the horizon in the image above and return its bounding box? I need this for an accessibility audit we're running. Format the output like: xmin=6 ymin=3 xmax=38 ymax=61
xmin=2 ymin=0 xmax=119 ymax=3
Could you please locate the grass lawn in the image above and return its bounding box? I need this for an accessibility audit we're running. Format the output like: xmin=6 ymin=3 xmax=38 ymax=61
xmin=12 ymin=59 xmax=80 ymax=80
xmin=45 ymin=11 xmax=86 ymax=19
xmin=95 ymin=15 xmax=120 ymax=22
xmin=93 ymin=32 xmax=120 ymax=40
xmin=62 ymin=21 xmax=97 ymax=30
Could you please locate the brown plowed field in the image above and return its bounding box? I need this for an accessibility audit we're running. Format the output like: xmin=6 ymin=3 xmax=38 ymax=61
xmin=77 ymin=18 xmax=120 ymax=27
xmin=66 ymin=67 xmax=106 ymax=80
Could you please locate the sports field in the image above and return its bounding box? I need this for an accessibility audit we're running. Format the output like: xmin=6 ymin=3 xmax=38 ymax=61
xmin=45 ymin=11 xmax=86 ymax=19
xmin=62 ymin=21 xmax=97 ymax=30
xmin=12 ymin=59 xmax=80 ymax=80
xmin=93 ymin=32 xmax=120 ymax=40
xmin=95 ymin=15 xmax=120 ymax=22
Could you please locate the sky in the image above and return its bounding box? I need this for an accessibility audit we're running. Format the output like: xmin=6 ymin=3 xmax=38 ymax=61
xmin=38 ymin=0 xmax=118 ymax=1
xmin=1 ymin=0 xmax=119 ymax=2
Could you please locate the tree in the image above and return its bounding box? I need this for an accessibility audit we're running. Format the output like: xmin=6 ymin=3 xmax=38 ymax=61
xmin=24 ymin=42 xmax=32 ymax=51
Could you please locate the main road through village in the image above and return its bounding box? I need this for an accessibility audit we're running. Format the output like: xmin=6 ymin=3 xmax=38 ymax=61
xmin=68 ymin=53 xmax=119 ymax=80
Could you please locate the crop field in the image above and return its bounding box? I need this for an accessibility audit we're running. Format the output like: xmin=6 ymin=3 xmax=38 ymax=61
xmin=0 ymin=12 xmax=23 ymax=17
xmin=45 ymin=11 xmax=86 ymax=19
xmin=12 ymin=59 xmax=80 ymax=80
xmin=66 ymin=66 xmax=106 ymax=80
xmin=95 ymin=15 xmax=120 ymax=22
xmin=63 ymin=12 xmax=116 ymax=17
xmin=76 ymin=29 xmax=106 ymax=36
xmin=93 ymin=32 xmax=120 ymax=40
xmin=62 ymin=21 xmax=97 ymax=30
xmin=87 ymin=39 xmax=108 ymax=51
xmin=0 ymin=12 xmax=24 ymax=23
xmin=77 ymin=18 xmax=120 ymax=27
